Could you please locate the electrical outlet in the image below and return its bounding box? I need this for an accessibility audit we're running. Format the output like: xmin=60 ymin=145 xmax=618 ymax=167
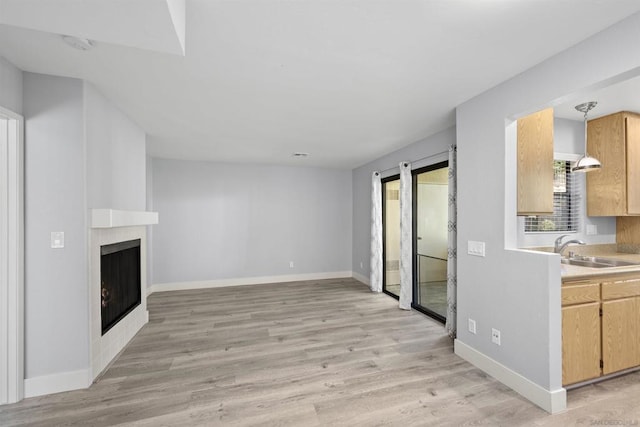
xmin=360 ymin=261 xmax=364 ymax=269
xmin=491 ymin=328 xmax=501 ymax=346
xmin=587 ymin=224 xmax=598 ymax=235
xmin=467 ymin=241 xmax=486 ymax=257
xmin=468 ymin=318 xmax=476 ymax=334
xmin=289 ymin=261 xmax=294 ymax=268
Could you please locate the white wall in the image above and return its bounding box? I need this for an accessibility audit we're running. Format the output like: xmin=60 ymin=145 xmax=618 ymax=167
xmin=352 ymin=127 xmax=454 ymax=280
xmin=455 ymin=11 xmax=640 ymax=411
xmin=23 ymin=73 xmax=88 ymax=379
xmin=84 ymin=82 xmax=146 ymax=210
xmin=150 ymin=159 xmax=352 ymax=285
xmin=517 ymin=118 xmax=616 ymax=248
xmin=0 ymin=56 xmax=22 ymax=114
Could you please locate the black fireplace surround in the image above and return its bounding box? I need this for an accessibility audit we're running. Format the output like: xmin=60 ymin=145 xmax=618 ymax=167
xmin=100 ymin=239 xmax=141 ymax=335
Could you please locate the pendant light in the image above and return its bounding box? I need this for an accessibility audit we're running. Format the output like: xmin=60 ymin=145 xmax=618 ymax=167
xmin=572 ymin=101 xmax=601 ymax=172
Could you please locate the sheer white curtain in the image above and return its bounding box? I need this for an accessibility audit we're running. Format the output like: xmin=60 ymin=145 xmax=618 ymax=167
xmin=370 ymin=171 xmax=383 ymax=292
xmin=399 ymin=162 xmax=412 ymax=310
xmin=445 ymin=146 xmax=458 ymax=338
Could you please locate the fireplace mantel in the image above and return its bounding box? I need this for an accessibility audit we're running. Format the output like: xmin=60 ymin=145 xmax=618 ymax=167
xmin=90 ymin=209 xmax=158 ymax=229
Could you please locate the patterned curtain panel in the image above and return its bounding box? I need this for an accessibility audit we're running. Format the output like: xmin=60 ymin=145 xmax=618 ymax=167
xmin=399 ymin=162 xmax=412 ymax=310
xmin=370 ymin=171 xmax=383 ymax=292
xmin=445 ymin=146 xmax=458 ymax=338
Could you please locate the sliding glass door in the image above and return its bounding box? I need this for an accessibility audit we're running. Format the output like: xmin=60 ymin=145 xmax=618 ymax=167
xmin=382 ymin=176 xmax=401 ymax=299
xmin=412 ymin=162 xmax=449 ymax=322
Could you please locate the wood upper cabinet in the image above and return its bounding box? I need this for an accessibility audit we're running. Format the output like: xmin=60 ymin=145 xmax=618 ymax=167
xmin=587 ymin=112 xmax=640 ymax=216
xmin=517 ymin=108 xmax=554 ymax=216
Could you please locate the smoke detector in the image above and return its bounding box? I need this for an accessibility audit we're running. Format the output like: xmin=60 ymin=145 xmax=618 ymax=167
xmin=61 ymin=35 xmax=94 ymax=51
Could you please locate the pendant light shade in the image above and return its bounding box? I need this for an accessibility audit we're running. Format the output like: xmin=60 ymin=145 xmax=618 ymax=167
xmin=572 ymin=101 xmax=601 ymax=173
xmin=573 ymin=154 xmax=601 ymax=172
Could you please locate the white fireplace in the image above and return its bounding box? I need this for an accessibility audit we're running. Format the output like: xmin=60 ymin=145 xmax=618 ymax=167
xmin=89 ymin=209 xmax=158 ymax=380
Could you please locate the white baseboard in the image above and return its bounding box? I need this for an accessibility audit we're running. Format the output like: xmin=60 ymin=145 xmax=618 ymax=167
xmin=24 ymin=369 xmax=90 ymax=398
xmin=454 ymin=340 xmax=566 ymax=414
xmin=148 ymin=271 xmax=353 ymax=295
xmin=352 ymin=271 xmax=370 ymax=286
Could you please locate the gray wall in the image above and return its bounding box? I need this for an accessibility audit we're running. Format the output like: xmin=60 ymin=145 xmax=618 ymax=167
xmin=23 ymin=74 xmax=148 ymax=381
xmin=84 ymin=82 xmax=146 ymax=210
xmin=146 ymin=156 xmax=154 ymax=287
xmin=0 ymin=56 xmax=23 ymax=114
xmin=455 ymin=12 xmax=640 ymax=394
xmin=517 ymin=117 xmax=616 ymax=248
xmin=23 ymin=73 xmax=88 ymax=378
xmin=150 ymin=159 xmax=352 ymax=284
xmin=352 ymin=127 xmax=455 ymax=278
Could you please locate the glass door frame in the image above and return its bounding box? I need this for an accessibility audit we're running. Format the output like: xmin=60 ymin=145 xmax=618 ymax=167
xmin=381 ymin=174 xmax=400 ymax=300
xmin=411 ymin=160 xmax=449 ymax=323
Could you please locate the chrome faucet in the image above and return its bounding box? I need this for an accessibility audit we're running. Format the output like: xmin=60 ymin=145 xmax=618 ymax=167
xmin=554 ymin=235 xmax=586 ymax=256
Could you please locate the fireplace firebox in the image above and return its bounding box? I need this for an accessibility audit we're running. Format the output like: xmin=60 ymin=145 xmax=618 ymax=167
xmin=100 ymin=239 xmax=141 ymax=335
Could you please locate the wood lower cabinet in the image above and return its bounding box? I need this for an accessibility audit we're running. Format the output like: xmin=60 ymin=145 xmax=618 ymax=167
xmin=601 ymin=278 xmax=640 ymax=375
xmin=562 ymin=302 xmax=601 ymax=385
xmin=602 ymin=297 xmax=640 ymax=374
xmin=562 ymin=275 xmax=640 ymax=386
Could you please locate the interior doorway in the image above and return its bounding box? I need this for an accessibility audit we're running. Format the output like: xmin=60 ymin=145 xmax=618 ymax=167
xmin=382 ymin=175 xmax=400 ymax=299
xmin=0 ymin=106 xmax=24 ymax=404
xmin=412 ymin=161 xmax=449 ymax=322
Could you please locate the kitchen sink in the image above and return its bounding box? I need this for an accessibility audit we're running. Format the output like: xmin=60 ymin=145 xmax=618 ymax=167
xmin=561 ymin=256 xmax=640 ymax=268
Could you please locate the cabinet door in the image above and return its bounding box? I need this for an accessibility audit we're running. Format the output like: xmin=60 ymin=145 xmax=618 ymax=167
xmin=602 ymin=297 xmax=640 ymax=375
xmin=517 ymin=108 xmax=554 ymax=215
xmin=562 ymin=302 xmax=601 ymax=385
xmin=586 ymin=112 xmax=626 ymax=216
xmin=626 ymin=115 xmax=640 ymax=214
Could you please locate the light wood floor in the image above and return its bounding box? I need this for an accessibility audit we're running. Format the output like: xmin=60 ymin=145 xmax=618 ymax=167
xmin=2 ymin=278 xmax=640 ymax=426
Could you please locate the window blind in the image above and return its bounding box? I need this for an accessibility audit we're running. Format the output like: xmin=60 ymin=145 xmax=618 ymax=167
xmin=524 ymin=160 xmax=582 ymax=233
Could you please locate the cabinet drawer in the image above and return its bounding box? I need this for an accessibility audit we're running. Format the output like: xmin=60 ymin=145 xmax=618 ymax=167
xmin=602 ymin=280 xmax=640 ymax=300
xmin=562 ymin=283 xmax=600 ymax=306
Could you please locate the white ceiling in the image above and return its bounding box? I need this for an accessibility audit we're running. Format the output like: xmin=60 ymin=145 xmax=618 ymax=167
xmin=555 ymin=74 xmax=640 ymax=122
xmin=0 ymin=0 xmax=185 ymax=55
xmin=1 ymin=1 xmax=640 ymax=168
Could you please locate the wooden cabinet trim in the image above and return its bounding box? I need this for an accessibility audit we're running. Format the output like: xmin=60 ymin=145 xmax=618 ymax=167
xmin=563 ymin=271 xmax=640 ymax=285
xmin=562 ymin=283 xmax=600 ymax=306
xmin=602 ymin=280 xmax=640 ymax=300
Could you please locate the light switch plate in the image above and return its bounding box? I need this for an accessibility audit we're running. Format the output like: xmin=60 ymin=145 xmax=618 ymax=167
xmin=468 ymin=240 xmax=486 ymax=257
xmin=51 ymin=231 xmax=64 ymax=249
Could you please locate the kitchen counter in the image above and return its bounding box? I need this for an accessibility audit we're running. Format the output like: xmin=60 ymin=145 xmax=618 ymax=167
xmin=527 ymin=244 xmax=640 ymax=282
xmin=561 ymin=253 xmax=640 ymax=281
